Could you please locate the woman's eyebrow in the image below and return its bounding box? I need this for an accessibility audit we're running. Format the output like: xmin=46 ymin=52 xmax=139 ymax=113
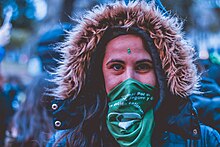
xmin=106 ymin=59 xmax=125 ymax=66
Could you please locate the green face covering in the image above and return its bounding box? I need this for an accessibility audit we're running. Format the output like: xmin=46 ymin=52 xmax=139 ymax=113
xmin=106 ymin=78 xmax=155 ymax=147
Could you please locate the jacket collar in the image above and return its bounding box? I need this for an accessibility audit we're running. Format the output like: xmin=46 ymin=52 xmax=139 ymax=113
xmin=154 ymin=96 xmax=201 ymax=140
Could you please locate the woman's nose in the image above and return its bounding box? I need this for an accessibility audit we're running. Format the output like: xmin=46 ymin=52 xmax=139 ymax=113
xmin=123 ymin=68 xmax=135 ymax=81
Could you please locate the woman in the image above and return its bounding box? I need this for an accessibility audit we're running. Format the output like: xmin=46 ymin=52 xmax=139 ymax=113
xmin=48 ymin=0 xmax=220 ymax=146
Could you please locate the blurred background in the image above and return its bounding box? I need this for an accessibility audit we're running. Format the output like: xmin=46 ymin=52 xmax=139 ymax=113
xmin=0 ymin=0 xmax=220 ymax=125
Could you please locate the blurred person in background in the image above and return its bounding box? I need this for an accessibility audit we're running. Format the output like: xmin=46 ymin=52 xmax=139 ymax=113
xmin=0 ymin=75 xmax=25 ymax=145
xmin=0 ymin=7 xmax=12 ymax=146
xmin=190 ymin=54 xmax=220 ymax=133
xmin=36 ymin=23 xmax=72 ymax=73
xmin=190 ymin=76 xmax=220 ymax=133
xmin=47 ymin=0 xmax=220 ymax=146
xmin=27 ymin=23 xmax=72 ymax=77
xmin=200 ymin=49 xmax=220 ymax=86
xmin=4 ymin=22 xmax=72 ymax=147
xmin=0 ymin=5 xmax=12 ymax=64
xmin=4 ymin=73 xmax=55 ymax=147
xmin=187 ymin=0 xmax=220 ymax=134
xmin=0 ymin=22 xmax=11 ymax=61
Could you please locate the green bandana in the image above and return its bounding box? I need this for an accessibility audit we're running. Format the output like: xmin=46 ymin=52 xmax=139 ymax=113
xmin=106 ymin=78 xmax=155 ymax=147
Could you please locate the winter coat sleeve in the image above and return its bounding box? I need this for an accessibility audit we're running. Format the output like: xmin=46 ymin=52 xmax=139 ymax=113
xmin=199 ymin=124 xmax=220 ymax=146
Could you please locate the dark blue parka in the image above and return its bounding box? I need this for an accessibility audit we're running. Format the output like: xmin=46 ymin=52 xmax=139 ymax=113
xmin=47 ymin=0 xmax=220 ymax=146
xmin=47 ymin=94 xmax=220 ymax=146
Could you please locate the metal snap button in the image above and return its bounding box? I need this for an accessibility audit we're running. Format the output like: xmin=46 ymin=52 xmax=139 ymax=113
xmin=193 ymin=129 xmax=198 ymax=135
xmin=55 ymin=120 xmax=62 ymax=127
xmin=51 ymin=103 xmax=58 ymax=110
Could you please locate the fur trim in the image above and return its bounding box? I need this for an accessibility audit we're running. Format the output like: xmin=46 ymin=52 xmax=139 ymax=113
xmin=53 ymin=0 xmax=199 ymax=99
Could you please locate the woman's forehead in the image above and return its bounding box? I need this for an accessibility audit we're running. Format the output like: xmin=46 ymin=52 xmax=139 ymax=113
xmin=106 ymin=34 xmax=143 ymax=47
xmin=105 ymin=34 xmax=148 ymax=52
xmin=104 ymin=34 xmax=151 ymax=60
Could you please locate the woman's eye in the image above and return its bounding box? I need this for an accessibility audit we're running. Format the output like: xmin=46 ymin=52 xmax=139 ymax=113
xmin=136 ymin=63 xmax=152 ymax=72
xmin=111 ymin=64 xmax=123 ymax=71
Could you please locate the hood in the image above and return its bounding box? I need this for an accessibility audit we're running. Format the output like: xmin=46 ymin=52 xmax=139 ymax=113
xmin=53 ymin=0 xmax=199 ymax=100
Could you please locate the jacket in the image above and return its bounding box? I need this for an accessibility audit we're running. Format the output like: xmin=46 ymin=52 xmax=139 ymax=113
xmin=47 ymin=125 xmax=220 ymax=147
xmin=48 ymin=92 xmax=220 ymax=146
xmin=47 ymin=100 xmax=220 ymax=147
xmin=48 ymin=0 xmax=220 ymax=146
xmin=48 ymin=97 xmax=220 ymax=146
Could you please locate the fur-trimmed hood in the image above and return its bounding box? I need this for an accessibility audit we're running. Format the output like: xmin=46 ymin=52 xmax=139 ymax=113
xmin=54 ymin=0 xmax=199 ymax=100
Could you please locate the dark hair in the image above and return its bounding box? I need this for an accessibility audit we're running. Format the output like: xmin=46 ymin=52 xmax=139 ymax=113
xmin=5 ymin=73 xmax=55 ymax=147
xmin=53 ymin=26 xmax=166 ymax=146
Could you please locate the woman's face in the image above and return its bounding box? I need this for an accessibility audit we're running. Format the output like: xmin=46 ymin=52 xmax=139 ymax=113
xmin=102 ymin=34 xmax=157 ymax=94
